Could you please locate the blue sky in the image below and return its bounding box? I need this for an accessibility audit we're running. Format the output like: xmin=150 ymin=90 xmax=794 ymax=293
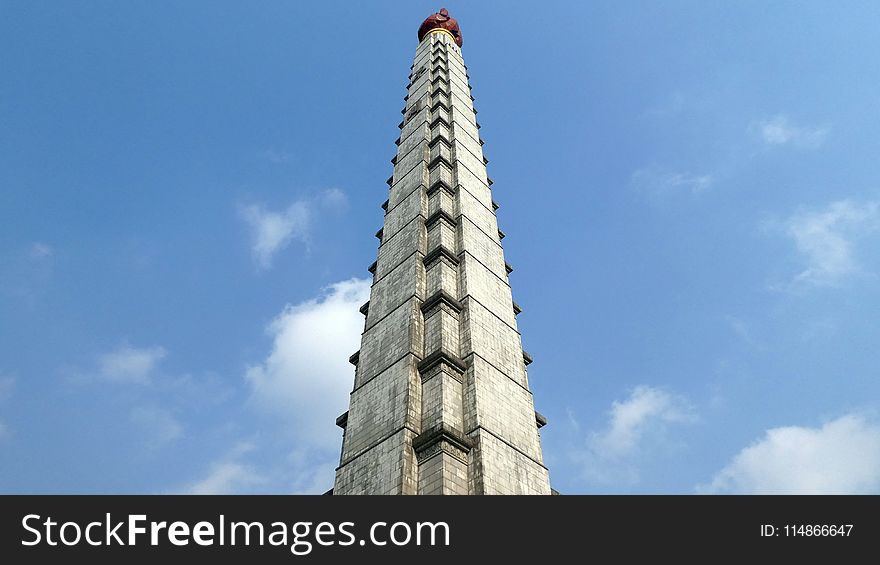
xmin=2 ymin=1 xmax=879 ymax=494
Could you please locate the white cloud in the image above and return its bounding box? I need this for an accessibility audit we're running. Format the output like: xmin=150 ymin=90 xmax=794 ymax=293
xmin=240 ymin=201 xmax=310 ymax=270
xmin=129 ymin=406 xmax=183 ymax=449
xmin=631 ymin=169 xmax=713 ymax=199
xmin=699 ymin=414 xmax=880 ymax=494
xmin=781 ymin=199 xmax=879 ymax=287
xmin=172 ymin=278 xmax=368 ymax=495
xmin=178 ymin=443 xmax=267 ymax=495
xmin=177 ymin=444 xmax=338 ymax=495
xmin=238 ymin=189 xmax=348 ymax=270
xmin=29 ymin=242 xmax=53 ymax=259
xmin=96 ymin=344 xmax=166 ymax=385
xmin=572 ymin=386 xmax=697 ymax=486
xmin=187 ymin=462 xmax=259 ymax=494
xmin=589 ymin=385 xmax=697 ymax=458
xmin=245 ymin=278 xmax=370 ymax=451
xmin=318 ymin=188 xmax=348 ymax=212
xmin=753 ymin=115 xmax=829 ymax=149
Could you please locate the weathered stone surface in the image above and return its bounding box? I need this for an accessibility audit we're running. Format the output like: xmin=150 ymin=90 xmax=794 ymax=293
xmin=384 ymin=183 xmax=426 ymax=240
xmin=335 ymin=428 xmax=419 ymax=495
xmin=334 ymin=27 xmax=550 ymax=496
xmin=459 ymin=253 xmax=517 ymax=328
xmin=365 ymin=254 xmax=425 ymax=331
xmin=463 ymin=355 xmax=541 ymax=460
xmin=459 ymin=296 xmax=527 ymax=388
xmin=375 ymin=218 xmax=426 ymax=280
xmin=355 ymin=299 xmax=423 ymax=389
xmin=342 ymin=356 xmax=421 ymax=461
xmin=457 ymin=219 xmax=508 ymax=281
xmin=457 ymin=184 xmax=499 ymax=241
xmin=467 ymin=429 xmax=550 ymax=495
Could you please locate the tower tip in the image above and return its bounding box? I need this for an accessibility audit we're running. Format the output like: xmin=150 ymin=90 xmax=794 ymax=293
xmin=418 ymin=8 xmax=463 ymax=47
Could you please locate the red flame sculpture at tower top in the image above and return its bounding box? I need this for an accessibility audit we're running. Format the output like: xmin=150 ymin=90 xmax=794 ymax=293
xmin=418 ymin=8 xmax=463 ymax=47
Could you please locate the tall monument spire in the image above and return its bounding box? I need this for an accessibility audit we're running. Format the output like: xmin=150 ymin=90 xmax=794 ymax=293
xmin=333 ymin=9 xmax=551 ymax=495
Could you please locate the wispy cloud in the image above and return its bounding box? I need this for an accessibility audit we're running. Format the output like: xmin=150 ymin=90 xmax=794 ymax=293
xmin=775 ymin=199 xmax=879 ymax=287
xmin=698 ymin=414 xmax=880 ymax=494
xmin=29 ymin=242 xmax=53 ymax=259
xmin=574 ymin=386 xmax=697 ymax=485
xmin=96 ymin=344 xmax=167 ymax=385
xmin=752 ymin=115 xmax=829 ymax=149
xmin=177 ymin=443 xmax=267 ymax=495
xmin=318 ymin=188 xmax=348 ymax=212
xmin=175 ymin=442 xmax=336 ymax=495
xmin=260 ymin=148 xmax=296 ymax=164
xmin=631 ymin=168 xmax=713 ymax=200
xmin=238 ymin=189 xmax=348 ymax=271
xmin=239 ymin=202 xmax=310 ymax=270
xmin=588 ymin=385 xmax=697 ymax=459
xmin=0 ymin=375 xmax=13 ymax=402
xmin=129 ymin=406 xmax=183 ymax=449
xmin=0 ymin=244 xmax=54 ymax=302
xmin=724 ymin=315 xmax=762 ymax=349
xmin=285 ymin=448 xmax=338 ymax=494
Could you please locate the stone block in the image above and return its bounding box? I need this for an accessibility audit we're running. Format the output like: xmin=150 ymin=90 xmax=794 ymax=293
xmin=366 ymin=253 xmax=426 ymax=330
xmin=462 ymin=354 xmax=541 ymax=460
xmin=356 ymin=299 xmax=423 ymax=388
xmin=459 ymin=296 xmax=526 ymax=387
xmin=459 ymin=252 xmax=516 ymax=328
xmin=457 ymin=218 xmax=507 ymax=280
xmin=335 ymin=428 xmax=419 ymax=495
xmin=342 ymin=356 xmax=421 ymax=461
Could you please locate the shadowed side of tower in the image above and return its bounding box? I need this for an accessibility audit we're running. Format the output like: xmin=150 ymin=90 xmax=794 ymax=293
xmin=333 ymin=9 xmax=551 ymax=495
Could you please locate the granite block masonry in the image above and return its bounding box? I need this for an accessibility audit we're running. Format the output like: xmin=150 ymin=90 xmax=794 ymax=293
xmin=333 ymin=9 xmax=551 ymax=495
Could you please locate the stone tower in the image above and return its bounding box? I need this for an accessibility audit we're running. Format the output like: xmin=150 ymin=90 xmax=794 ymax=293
xmin=333 ymin=8 xmax=551 ymax=495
